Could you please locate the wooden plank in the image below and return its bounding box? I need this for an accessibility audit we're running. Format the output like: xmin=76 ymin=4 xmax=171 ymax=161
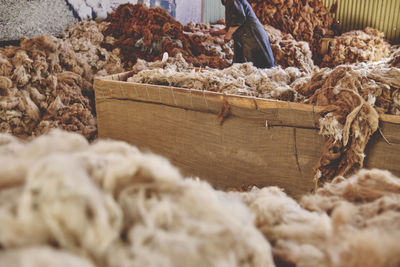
xmin=94 ymin=77 xmax=400 ymax=198
xmin=96 ymin=98 xmax=317 ymax=198
xmin=94 ymin=79 xmax=324 ymax=129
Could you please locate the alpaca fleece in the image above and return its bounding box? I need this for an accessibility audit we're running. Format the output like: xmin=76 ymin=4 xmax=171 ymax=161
xmin=0 ymin=130 xmax=275 ymax=267
xmin=389 ymin=45 xmax=400 ymax=68
xmin=102 ymin=3 xmax=230 ymax=69
xmin=264 ymin=25 xmax=314 ymax=73
xmin=321 ymin=28 xmax=391 ymax=68
xmin=128 ymin=54 xmax=305 ymax=101
xmin=128 ymin=53 xmax=400 ymax=185
xmin=248 ymin=0 xmax=337 ymax=63
xmin=233 ymin=168 xmax=400 ymax=267
xmin=182 ymin=22 xmax=315 ymax=73
xmin=183 ymin=22 xmax=234 ymax=66
xmin=293 ymin=63 xmax=400 ymax=184
xmin=0 ymin=21 xmax=123 ymax=140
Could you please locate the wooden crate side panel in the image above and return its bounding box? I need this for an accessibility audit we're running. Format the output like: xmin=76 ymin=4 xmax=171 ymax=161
xmin=96 ymin=97 xmax=400 ymax=198
xmin=96 ymin=98 xmax=327 ymax=198
xmin=94 ymin=79 xmax=324 ymax=129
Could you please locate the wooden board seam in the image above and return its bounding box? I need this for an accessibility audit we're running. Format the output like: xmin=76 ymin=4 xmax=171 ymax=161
xmin=99 ymin=97 xmax=322 ymax=131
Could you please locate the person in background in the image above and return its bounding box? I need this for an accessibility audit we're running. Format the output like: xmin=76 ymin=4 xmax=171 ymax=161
xmin=211 ymin=0 xmax=275 ymax=69
xmin=150 ymin=0 xmax=177 ymax=17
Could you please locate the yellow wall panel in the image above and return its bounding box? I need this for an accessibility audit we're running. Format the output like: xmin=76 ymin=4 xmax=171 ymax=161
xmin=322 ymin=0 xmax=400 ymax=43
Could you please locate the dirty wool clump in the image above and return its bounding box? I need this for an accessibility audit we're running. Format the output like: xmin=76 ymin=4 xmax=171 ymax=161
xmin=264 ymin=25 xmax=315 ymax=73
xmin=248 ymin=0 xmax=337 ymax=63
xmin=183 ymin=22 xmax=234 ymax=66
xmin=63 ymin=20 xmax=124 ymax=78
xmin=0 ymin=21 xmax=123 ymax=140
xmin=183 ymin=22 xmax=315 ymax=73
xmin=0 ymin=130 xmax=275 ymax=267
xmin=234 ymin=168 xmax=400 ymax=267
xmin=389 ymin=45 xmax=400 ymax=68
xmin=321 ymin=27 xmax=391 ymax=68
xmin=102 ymin=3 xmax=230 ymax=69
xmin=292 ymin=62 xmax=400 ymax=184
xmin=128 ymin=54 xmax=306 ymax=101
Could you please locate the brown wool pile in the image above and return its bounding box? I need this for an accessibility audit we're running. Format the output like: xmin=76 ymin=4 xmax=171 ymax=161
xmin=292 ymin=63 xmax=400 ymax=184
xmin=248 ymin=0 xmax=337 ymax=63
xmin=129 ymin=50 xmax=400 ymax=184
xmin=264 ymin=25 xmax=315 ymax=73
xmin=0 ymin=21 xmax=123 ymax=140
xmin=321 ymin=27 xmax=391 ymax=68
xmin=1 ymin=130 xmax=400 ymax=267
xmin=102 ymin=3 xmax=230 ymax=69
xmin=234 ymin=168 xmax=400 ymax=267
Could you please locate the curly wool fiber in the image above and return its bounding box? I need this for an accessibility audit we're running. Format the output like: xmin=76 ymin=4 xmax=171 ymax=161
xmin=0 ymin=21 xmax=123 ymax=140
xmin=293 ymin=62 xmax=399 ymax=183
xmin=0 ymin=130 xmax=274 ymax=267
xmin=233 ymin=169 xmax=400 ymax=267
xmin=103 ymin=3 xmax=229 ymax=69
xmin=321 ymin=28 xmax=391 ymax=68
xmin=248 ymin=0 xmax=337 ymax=63
xmin=128 ymin=54 xmax=304 ymax=101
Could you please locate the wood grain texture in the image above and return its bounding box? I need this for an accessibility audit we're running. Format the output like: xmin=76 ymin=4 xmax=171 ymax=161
xmin=94 ymin=77 xmax=400 ymax=198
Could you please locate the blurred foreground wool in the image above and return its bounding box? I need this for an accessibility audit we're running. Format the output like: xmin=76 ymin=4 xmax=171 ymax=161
xmin=0 ymin=130 xmax=399 ymax=266
xmin=0 ymin=130 xmax=274 ymax=267
xmin=234 ymin=169 xmax=400 ymax=267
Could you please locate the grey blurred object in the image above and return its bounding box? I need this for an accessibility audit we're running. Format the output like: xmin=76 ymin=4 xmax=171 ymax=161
xmin=150 ymin=0 xmax=176 ymax=17
xmin=176 ymin=0 xmax=201 ymax=24
xmin=67 ymin=0 xmax=199 ymax=23
xmin=0 ymin=0 xmax=77 ymax=42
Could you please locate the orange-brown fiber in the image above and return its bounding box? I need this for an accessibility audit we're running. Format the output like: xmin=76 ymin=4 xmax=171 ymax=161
xmin=103 ymin=3 xmax=229 ymax=69
xmin=248 ymin=0 xmax=338 ymax=64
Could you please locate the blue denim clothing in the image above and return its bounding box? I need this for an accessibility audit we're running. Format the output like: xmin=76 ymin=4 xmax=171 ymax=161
xmin=223 ymin=0 xmax=275 ymax=68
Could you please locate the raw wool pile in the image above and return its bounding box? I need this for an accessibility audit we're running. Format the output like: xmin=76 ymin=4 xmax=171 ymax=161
xmin=183 ymin=22 xmax=234 ymax=66
xmin=63 ymin=21 xmax=124 ymax=78
xmin=0 ymin=21 xmax=123 ymax=140
xmin=128 ymin=54 xmax=306 ymax=101
xmin=0 ymin=130 xmax=275 ymax=267
xmin=181 ymin=22 xmax=314 ymax=73
xmin=234 ymin=168 xmax=400 ymax=267
xmin=389 ymin=45 xmax=400 ymax=68
xmin=292 ymin=63 xmax=400 ymax=184
xmin=102 ymin=3 xmax=229 ymax=69
xmin=248 ymin=0 xmax=337 ymax=62
xmin=264 ymin=25 xmax=314 ymax=73
xmin=321 ymin=27 xmax=391 ymax=68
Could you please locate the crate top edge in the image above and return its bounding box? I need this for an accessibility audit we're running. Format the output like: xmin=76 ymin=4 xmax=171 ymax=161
xmin=94 ymin=73 xmax=400 ymax=125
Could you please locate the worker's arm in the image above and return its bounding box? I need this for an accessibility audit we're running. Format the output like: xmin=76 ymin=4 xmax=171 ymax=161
xmin=224 ymin=26 xmax=239 ymax=42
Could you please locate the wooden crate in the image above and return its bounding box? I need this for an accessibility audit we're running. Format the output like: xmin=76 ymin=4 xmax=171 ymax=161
xmin=94 ymin=72 xmax=400 ymax=198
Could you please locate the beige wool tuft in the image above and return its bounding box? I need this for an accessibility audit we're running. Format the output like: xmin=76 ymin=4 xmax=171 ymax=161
xmin=0 ymin=130 xmax=274 ymax=267
xmin=233 ymin=169 xmax=400 ymax=267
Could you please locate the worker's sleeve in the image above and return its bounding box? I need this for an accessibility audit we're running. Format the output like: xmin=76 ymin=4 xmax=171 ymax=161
xmin=225 ymin=0 xmax=246 ymax=28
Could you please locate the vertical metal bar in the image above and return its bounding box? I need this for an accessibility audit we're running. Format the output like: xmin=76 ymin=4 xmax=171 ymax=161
xmin=386 ymin=0 xmax=394 ymax=40
xmin=394 ymin=0 xmax=400 ymax=43
xmin=344 ymin=0 xmax=351 ymax=32
xmin=377 ymin=0 xmax=385 ymax=32
xmin=363 ymin=0 xmax=372 ymax=30
xmin=356 ymin=0 xmax=363 ymax=30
